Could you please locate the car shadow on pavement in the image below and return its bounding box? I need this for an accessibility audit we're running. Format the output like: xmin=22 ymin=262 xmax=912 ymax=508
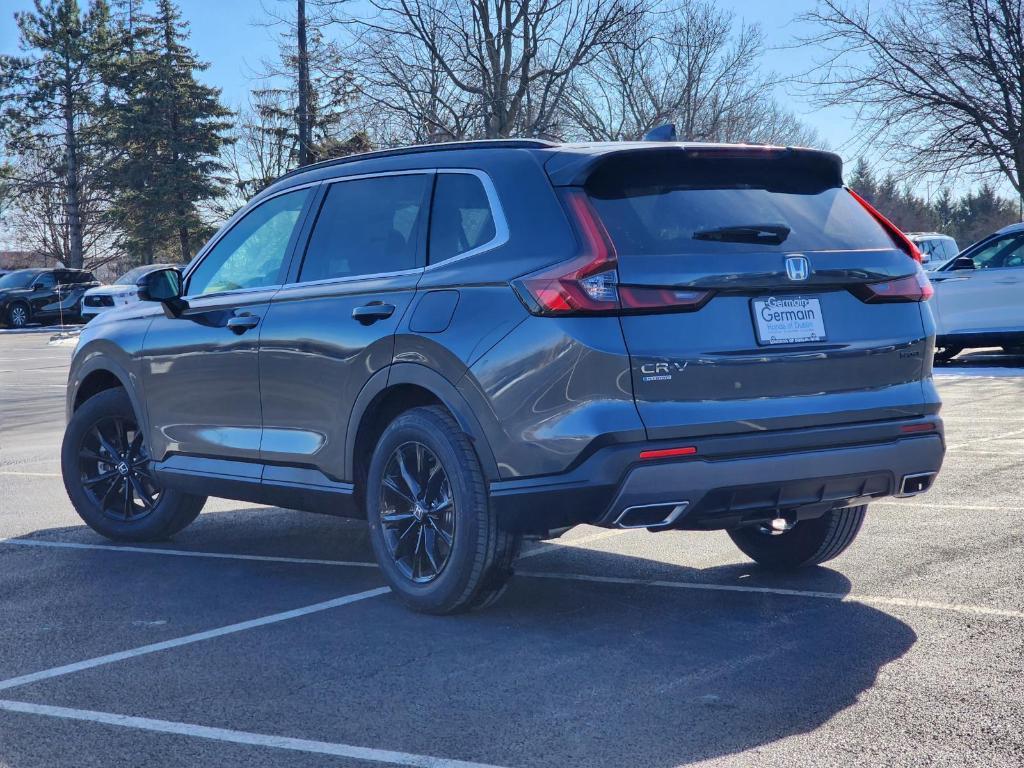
xmin=11 ymin=507 xmax=918 ymax=768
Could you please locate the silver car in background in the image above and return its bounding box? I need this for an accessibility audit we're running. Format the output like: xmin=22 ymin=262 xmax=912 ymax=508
xmin=907 ymin=233 xmax=959 ymax=270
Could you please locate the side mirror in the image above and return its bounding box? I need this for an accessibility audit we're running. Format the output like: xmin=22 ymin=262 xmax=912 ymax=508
xmin=950 ymin=256 xmax=976 ymax=271
xmin=137 ymin=268 xmax=187 ymax=317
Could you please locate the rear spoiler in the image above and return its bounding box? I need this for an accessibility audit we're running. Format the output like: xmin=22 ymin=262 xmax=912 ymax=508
xmin=543 ymin=143 xmax=844 ymax=190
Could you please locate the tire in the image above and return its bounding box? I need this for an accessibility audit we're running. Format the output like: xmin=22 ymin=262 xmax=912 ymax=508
xmin=365 ymin=405 xmax=520 ymax=614
xmin=61 ymin=387 xmax=206 ymax=541
xmin=727 ymin=505 xmax=867 ymax=570
xmin=934 ymin=344 xmax=962 ymax=363
xmin=6 ymin=302 xmax=30 ymax=329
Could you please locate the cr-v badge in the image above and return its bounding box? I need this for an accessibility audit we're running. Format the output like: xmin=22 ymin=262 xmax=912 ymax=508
xmin=785 ymin=255 xmax=810 ymax=281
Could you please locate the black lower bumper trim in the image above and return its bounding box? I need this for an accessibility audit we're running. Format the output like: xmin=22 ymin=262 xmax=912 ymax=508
xmin=489 ymin=418 xmax=945 ymax=534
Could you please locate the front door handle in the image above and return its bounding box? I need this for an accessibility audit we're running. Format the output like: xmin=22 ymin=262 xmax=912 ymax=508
xmin=227 ymin=314 xmax=260 ymax=334
xmin=352 ymin=302 xmax=396 ymax=325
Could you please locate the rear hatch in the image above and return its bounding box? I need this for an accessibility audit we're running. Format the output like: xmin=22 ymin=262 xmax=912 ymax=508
xmin=547 ymin=146 xmax=935 ymax=440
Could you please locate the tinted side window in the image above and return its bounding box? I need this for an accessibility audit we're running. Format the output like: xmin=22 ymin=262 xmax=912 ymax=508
xmin=429 ymin=173 xmax=497 ymax=263
xmin=969 ymin=234 xmax=1024 ymax=269
xmin=188 ymin=188 xmax=310 ymax=296
xmin=300 ymin=174 xmax=430 ymax=282
xmin=34 ymin=273 xmax=56 ymax=290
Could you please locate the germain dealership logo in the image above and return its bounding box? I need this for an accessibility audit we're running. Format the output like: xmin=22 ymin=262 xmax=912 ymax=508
xmin=785 ymin=254 xmax=810 ymax=281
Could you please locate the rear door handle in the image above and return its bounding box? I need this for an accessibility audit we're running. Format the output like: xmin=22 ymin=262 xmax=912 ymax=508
xmin=352 ymin=302 xmax=396 ymax=325
xmin=227 ymin=314 xmax=260 ymax=334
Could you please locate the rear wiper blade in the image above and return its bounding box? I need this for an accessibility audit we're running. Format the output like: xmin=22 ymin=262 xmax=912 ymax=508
xmin=692 ymin=224 xmax=791 ymax=245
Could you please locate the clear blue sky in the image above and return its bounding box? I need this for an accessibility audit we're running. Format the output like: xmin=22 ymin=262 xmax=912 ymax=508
xmin=0 ymin=0 xmax=891 ymax=175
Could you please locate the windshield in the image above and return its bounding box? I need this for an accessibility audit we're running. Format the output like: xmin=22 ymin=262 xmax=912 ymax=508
xmin=0 ymin=270 xmax=39 ymax=289
xmin=115 ymin=266 xmax=154 ymax=285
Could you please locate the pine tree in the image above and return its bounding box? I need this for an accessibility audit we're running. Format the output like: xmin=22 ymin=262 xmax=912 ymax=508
xmin=103 ymin=0 xmax=231 ymax=263
xmin=253 ymin=0 xmax=358 ymax=172
xmin=0 ymin=0 xmax=112 ymax=268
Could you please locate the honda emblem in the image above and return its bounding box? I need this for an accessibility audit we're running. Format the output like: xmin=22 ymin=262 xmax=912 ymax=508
xmin=785 ymin=255 xmax=810 ymax=281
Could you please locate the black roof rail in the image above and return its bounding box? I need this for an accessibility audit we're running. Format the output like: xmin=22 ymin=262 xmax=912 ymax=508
xmin=276 ymin=138 xmax=559 ymax=183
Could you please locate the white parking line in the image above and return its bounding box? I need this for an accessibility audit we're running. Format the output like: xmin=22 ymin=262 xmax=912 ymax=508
xmin=518 ymin=528 xmax=626 ymax=559
xmin=5 ymin=538 xmax=378 ymax=568
xmin=520 ymin=572 xmax=1024 ymax=619
xmin=0 ymin=384 xmax=66 ymax=389
xmin=0 ymin=471 xmax=61 ymax=478
xmin=8 ymin=537 xmax=1022 ymax=621
xmin=0 ymin=700 xmax=507 ymax=768
xmin=0 ymin=586 xmax=389 ymax=692
xmin=873 ymin=501 xmax=1016 ymax=512
xmin=946 ymin=426 xmax=1024 ymax=450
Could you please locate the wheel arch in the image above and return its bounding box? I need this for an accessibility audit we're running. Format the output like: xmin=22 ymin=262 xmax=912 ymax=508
xmin=346 ymin=364 xmax=500 ymax=505
xmin=73 ymin=368 xmax=125 ymax=411
xmin=68 ymin=357 xmax=150 ymax=444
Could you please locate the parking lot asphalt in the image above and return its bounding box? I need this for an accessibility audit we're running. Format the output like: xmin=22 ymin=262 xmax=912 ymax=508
xmin=0 ymin=332 xmax=1022 ymax=768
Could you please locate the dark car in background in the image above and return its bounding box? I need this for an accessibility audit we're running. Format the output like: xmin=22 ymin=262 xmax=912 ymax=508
xmin=61 ymin=139 xmax=945 ymax=614
xmin=0 ymin=268 xmax=100 ymax=328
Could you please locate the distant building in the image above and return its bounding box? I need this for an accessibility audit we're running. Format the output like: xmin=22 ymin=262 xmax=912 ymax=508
xmin=0 ymin=251 xmax=64 ymax=271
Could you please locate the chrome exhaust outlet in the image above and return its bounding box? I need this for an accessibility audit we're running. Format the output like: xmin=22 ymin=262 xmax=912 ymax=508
xmin=896 ymin=472 xmax=936 ymax=498
xmin=614 ymin=501 xmax=689 ymax=530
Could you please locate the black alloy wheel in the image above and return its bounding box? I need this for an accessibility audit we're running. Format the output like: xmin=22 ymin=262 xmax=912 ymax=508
xmin=63 ymin=388 xmax=206 ymax=541
xmin=378 ymin=441 xmax=456 ymax=583
xmin=365 ymin=405 xmax=521 ymax=614
xmin=78 ymin=415 xmax=161 ymax=522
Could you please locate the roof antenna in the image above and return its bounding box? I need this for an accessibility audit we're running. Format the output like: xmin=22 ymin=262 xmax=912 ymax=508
xmin=643 ymin=123 xmax=677 ymax=142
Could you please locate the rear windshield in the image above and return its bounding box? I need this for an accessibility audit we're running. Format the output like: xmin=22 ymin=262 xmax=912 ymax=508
xmin=585 ymin=155 xmax=896 ymax=256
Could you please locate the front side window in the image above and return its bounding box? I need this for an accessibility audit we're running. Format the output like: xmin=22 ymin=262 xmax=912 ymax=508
xmin=429 ymin=173 xmax=497 ymax=263
xmin=967 ymin=234 xmax=1024 ymax=269
xmin=299 ymin=174 xmax=430 ymax=283
xmin=33 ymin=273 xmax=56 ymax=290
xmin=0 ymin=271 xmax=37 ymax=289
xmin=188 ymin=188 xmax=311 ymax=296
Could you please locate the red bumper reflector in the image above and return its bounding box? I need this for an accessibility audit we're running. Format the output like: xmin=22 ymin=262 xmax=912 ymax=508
xmin=900 ymin=423 xmax=936 ymax=434
xmin=639 ymin=446 xmax=698 ymax=460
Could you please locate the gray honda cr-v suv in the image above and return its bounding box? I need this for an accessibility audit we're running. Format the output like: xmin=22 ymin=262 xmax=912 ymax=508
xmin=62 ymin=139 xmax=945 ymax=613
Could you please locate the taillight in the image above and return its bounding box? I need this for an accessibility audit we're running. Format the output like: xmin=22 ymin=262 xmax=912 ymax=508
xmin=513 ymin=188 xmax=713 ymax=316
xmin=852 ymin=267 xmax=934 ymax=303
xmin=619 ymin=286 xmax=712 ymax=312
xmin=847 ymin=187 xmax=923 ymax=262
xmin=513 ymin=189 xmax=620 ymax=315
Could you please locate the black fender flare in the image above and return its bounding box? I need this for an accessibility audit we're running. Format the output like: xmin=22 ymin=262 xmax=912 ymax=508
xmin=345 ymin=363 xmax=500 ymax=483
xmin=68 ymin=354 xmax=149 ymax=439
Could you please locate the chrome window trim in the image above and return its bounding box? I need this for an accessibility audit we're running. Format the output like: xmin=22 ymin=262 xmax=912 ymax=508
xmin=282 ymin=167 xmax=509 ymax=290
xmin=190 ymin=166 xmax=509 ymax=295
xmin=181 ymin=180 xmax=322 ymax=298
xmin=275 ymin=269 xmax=422 ymax=292
xmin=424 ymin=168 xmax=509 ymax=270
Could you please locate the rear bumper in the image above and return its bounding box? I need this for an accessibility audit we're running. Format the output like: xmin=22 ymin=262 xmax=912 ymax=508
xmin=489 ymin=418 xmax=945 ymax=533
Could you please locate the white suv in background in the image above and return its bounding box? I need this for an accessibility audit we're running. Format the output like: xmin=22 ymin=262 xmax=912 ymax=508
xmin=907 ymin=233 xmax=960 ymax=269
xmin=81 ymin=264 xmax=179 ymax=320
xmin=929 ymin=222 xmax=1024 ymax=360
